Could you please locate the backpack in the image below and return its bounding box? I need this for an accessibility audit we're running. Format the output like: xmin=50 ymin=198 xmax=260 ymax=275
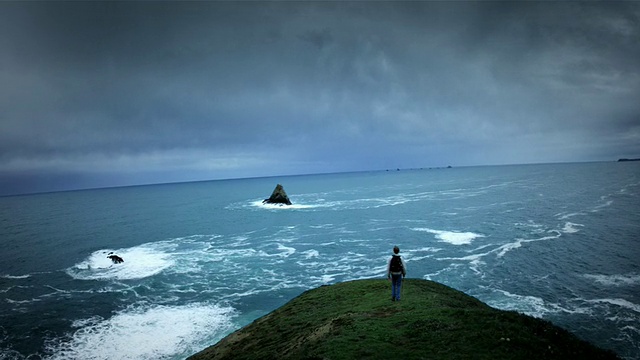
xmin=390 ymin=256 xmax=403 ymax=273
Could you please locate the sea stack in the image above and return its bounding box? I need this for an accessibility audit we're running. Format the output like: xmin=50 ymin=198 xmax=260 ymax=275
xmin=263 ymin=184 xmax=292 ymax=205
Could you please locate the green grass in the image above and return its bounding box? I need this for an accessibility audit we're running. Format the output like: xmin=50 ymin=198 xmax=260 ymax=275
xmin=188 ymin=279 xmax=619 ymax=360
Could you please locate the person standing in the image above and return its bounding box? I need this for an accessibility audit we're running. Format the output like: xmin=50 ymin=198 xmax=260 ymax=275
xmin=387 ymin=246 xmax=406 ymax=301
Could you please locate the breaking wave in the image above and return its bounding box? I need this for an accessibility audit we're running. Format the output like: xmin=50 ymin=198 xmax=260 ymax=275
xmin=44 ymin=303 xmax=236 ymax=360
xmin=412 ymin=228 xmax=485 ymax=245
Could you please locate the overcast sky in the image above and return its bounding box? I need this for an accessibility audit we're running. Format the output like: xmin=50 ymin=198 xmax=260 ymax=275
xmin=1 ymin=2 xmax=639 ymax=195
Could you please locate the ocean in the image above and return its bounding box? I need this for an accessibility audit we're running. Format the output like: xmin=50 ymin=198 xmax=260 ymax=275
xmin=1 ymin=162 xmax=639 ymax=360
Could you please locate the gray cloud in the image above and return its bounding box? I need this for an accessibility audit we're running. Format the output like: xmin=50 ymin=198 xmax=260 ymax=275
xmin=1 ymin=2 xmax=639 ymax=195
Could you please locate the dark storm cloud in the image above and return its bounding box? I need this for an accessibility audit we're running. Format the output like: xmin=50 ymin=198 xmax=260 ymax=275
xmin=1 ymin=2 xmax=639 ymax=195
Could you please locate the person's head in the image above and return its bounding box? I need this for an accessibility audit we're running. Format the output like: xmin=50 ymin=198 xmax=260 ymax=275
xmin=393 ymin=246 xmax=400 ymax=254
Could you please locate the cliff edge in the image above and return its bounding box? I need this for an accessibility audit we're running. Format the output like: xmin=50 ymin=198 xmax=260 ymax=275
xmin=189 ymin=279 xmax=618 ymax=360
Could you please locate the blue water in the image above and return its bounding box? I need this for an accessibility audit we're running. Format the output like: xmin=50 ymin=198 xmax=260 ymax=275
xmin=1 ymin=162 xmax=639 ymax=359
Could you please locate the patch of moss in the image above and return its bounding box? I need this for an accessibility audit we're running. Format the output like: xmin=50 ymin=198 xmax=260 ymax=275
xmin=189 ymin=279 xmax=619 ymax=360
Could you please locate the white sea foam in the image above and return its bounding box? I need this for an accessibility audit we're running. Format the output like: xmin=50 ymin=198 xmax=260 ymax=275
xmin=558 ymin=197 xmax=614 ymax=220
xmin=320 ymin=274 xmax=335 ymax=283
xmin=467 ymin=244 xmax=494 ymax=252
xmin=412 ymin=228 xmax=485 ymax=245
xmin=586 ymin=298 xmax=640 ymax=313
xmin=309 ymin=224 xmax=334 ymax=229
xmin=231 ymin=235 xmax=249 ymax=244
xmin=621 ymin=325 xmax=640 ymax=332
xmin=487 ymin=289 xmax=607 ymax=319
xmin=296 ymin=261 xmax=320 ymax=269
xmin=45 ymin=303 xmax=236 ymax=360
xmin=405 ymin=247 xmax=443 ymax=253
xmin=6 ymin=298 xmax=41 ymax=305
xmin=405 ymin=255 xmax=426 ymax=262
xmin=423 ymin=264 xmax=464 ymax=280
xmin=561 ymin=222 xmax=584 ymax=234
xmin=251 ymin=200 xmax=318 ymax=210
xmin=407 ymin=247 xmax=443 ymax=261
xmin=593 ymin=199 xmax=614 ymax=212
xmin=584 ymin=273 xmax=640 ymax=287
xmin=276 ymin=244 xmax=296 ymax=257
xmin=558 ymin=212 xmax=582 ymax=220
xmin=468 ymin=259 xmax=486 ymax=275
xmin=302 ymin=249 xmax=320 ymax=259
xmin=67 ymin=246 xmax=174 ymax=281
xmin=250 ymin=192 xmax=443 ymax=211
xmin=496 ymin=240 xmax=524 ymax=257
xmin=1 ymin=274 xmax=31 ymax=279
xmin=487 ymin=289 xmax=553 ymax=318
xmin=496 ymin=231 xmax=561 ymax=258
xmin=318 ymin=241 xmax=336 ymax=246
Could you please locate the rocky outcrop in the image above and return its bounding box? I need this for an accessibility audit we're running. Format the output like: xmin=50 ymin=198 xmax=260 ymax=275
xmin=107 ymin=252 xmax=124 ymax=264
xmin=262 ymin=184 xmax=292 ymax=205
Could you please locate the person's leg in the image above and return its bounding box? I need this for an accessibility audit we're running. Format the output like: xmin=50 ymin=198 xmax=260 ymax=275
xmin=391 ymin=276 xmax=397 ymax=301
xmin=392 ymin=274 xmax=401 ymax=300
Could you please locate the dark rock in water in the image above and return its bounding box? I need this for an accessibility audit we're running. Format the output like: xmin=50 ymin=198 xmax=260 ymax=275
xmin=618 ymin=158 xmax=640 ymax=162
xmin=107 ymin=253 xmax=124 ymax=264
xmin=263 ymin=184 xmax=292 ymax=205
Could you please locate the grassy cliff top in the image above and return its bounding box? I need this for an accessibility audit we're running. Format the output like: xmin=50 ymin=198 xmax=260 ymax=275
xmin=189 ymin=279 xmax=619 ymax=360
